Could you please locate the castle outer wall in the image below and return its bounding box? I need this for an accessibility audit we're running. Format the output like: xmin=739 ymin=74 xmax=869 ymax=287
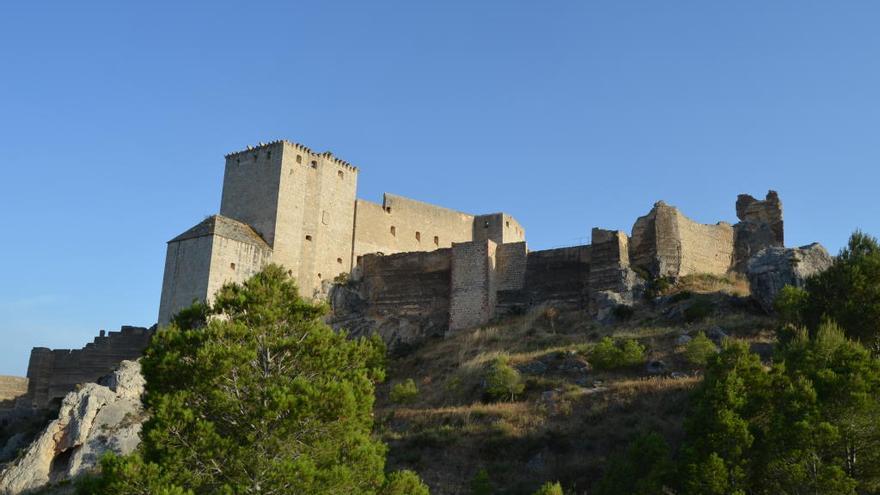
xmin=24 ymin=326 xmax=153 ymax=409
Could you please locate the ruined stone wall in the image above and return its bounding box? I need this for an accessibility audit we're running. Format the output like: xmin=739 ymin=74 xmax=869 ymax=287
xmin=676 ymin=211 xmax=734 ymax=277
xmin=589 ymin=229 xmax=631 ymax=293
xmin=630 ymin=202 xmax=734 ymax=279
xmin=347 ymin=249 xmax=454 ymax=345
xmin=0 ymin=376 xmax=28 ymax=409
xmin=521 ymin=245 xmax=591 ymax=309
xmin=25 ymin=326 xmax=153 ymax=409
xmin=450 ymin=240 xmax=498 ymax=332
xmin=734 ymin=190 xmax=784 ymax=270
xmin=353 ymin=194 xmax=476 ymax=261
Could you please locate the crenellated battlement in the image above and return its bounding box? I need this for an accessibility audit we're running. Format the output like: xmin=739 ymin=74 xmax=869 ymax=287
xmin=24 ymin=326 xmax=154 ymax=409
xmin=224 ymin=140 xmax=358 ymax=171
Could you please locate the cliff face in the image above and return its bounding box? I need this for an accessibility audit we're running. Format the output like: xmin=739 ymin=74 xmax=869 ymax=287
xmin=0 ymin=361 xmax=146 ymax=495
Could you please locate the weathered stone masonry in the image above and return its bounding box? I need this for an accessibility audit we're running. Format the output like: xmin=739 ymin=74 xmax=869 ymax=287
xmin=24 ymin=326 xmax=153 ymax=409
xmin=333 ymin=191 xmax=785 ymax=346
xmin=18 ymin=138 xmax=786 ymax=409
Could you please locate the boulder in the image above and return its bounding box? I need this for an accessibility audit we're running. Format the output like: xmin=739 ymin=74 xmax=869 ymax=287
xmin=746 ymin=243 xmax=833 ymax=312
xmin=0 ymin=361 xmax=146 ymax=494
xmin=675 ymin=334 xmax=693 ymax=346
xmin=594 ymin=290 xmax=632 ymax=324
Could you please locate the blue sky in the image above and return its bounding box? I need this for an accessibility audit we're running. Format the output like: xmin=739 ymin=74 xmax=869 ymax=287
xmin=1 ymin=1 xmax=878 ymax=376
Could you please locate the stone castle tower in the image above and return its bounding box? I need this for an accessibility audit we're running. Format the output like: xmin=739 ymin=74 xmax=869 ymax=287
xmin=158 ymin=140 xmax=525 ymax=324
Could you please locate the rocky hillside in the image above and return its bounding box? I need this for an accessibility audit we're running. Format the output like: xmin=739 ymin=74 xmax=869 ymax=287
xmin=0 ymin=361 xmax=146 ymax=495
xmin=376 ymin=274 xmax=777 ymax=494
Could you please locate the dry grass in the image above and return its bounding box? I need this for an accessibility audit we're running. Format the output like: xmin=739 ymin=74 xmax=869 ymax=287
xmin=675 ymin=272 xmax=751 ymax=297
xmin=377 ymin=276 xmax=776 ymax=494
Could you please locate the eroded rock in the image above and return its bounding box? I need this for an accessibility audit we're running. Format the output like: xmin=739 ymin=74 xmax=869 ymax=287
xmin=0 ymin=361 xmax=145 ymax=494
xmin=746 ymin=243 xmax=833 ymax=312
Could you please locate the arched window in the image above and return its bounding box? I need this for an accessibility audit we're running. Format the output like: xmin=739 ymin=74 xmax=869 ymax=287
xmin=434 ymin=236 xmax=439 ymax=246
xmin=390 ymin=226 xmax=396 ymax=236
xmin=338 ymin=170 xmax=344 ymax=179
xmin=415 ymin=231 xmax=421 ymax=242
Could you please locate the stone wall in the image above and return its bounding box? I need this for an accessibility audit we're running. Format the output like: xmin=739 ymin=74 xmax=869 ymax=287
xmin=449 ymin=240 xmax=498 ymax=331
xmin=630 ymin=201 xmax=734 ymax=279
xmin=734 ymin=190 xmax=784 ymax=271
xmin=589 ymin=229 xmax=631 ymax=293
xmin=335 ymin=249 xmax=454 ymax=347
xmin=676 ymin=212 xmax=734 ymax=277
xmin=522 ymin=245 xmax=592 ymax=309
xmin=157 ymin=231 xmax=213 ymax=326
xmin=450 ymin=241 xmax=498 ymax=332
xmin=24 ymin=326 xmax=153 ymax=409
xmin=473 ymin=213 xmax=526 ymax=245
xmin=0 ymin=377 xmax=27 ymax=409
xmin=353 ymin=194 xmax=476 ymax=261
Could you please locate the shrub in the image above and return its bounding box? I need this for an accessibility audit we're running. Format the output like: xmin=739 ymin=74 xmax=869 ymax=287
xmin=470 ymin=468 xmax=492 ymax=495
xmin=646 ymin=276 xmax=675 ymax=299
xmin=595 ymin=432 xmax=674 ymax=495
xmin=684 ymin=297 xmax=715 ymax=322
xmin=485 ymin=356 xmax=524 ymax=402
xmin=773 ymin=285 xmax=809 ymax=325
xmin=684 ymin=332 xmax=718 ymax=366
xmin=390 ymin=379 xmax=419 ymax=404
xmin=590 ymin=337 xmax=646 ymax=370
xmin=533 ymin=481 xmax=564 ymax=494
xmin=383 ymin=470 xmax=430 ymax=495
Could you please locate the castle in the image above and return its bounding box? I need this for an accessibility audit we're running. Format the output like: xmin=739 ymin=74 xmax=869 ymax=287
xmin=158 ymin=140 xmax=525 ymax=325
xmin=158 ymin=139 xmax=783 ymax=344
xmin=7 ymin=139 xmax=785 ymax=410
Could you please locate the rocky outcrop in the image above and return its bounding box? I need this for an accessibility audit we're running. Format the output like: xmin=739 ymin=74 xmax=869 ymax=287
xmin=746 ymin=243 xmax=833 ymax=312
xmin=0 ymin=361 xmax=145 ymax=494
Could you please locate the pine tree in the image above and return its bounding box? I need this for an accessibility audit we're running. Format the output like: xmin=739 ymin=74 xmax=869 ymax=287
xmin=79 ymin=265 xmax=427 ymax=494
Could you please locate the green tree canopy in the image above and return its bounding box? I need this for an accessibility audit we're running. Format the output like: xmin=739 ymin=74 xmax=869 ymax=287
xmin=80 ymin=264 xmax=427 ymax=494
xmin=679 ymin=321 xmax=880 ymax=494
xmin=779 ymin=231 xmax=880 ymax=349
